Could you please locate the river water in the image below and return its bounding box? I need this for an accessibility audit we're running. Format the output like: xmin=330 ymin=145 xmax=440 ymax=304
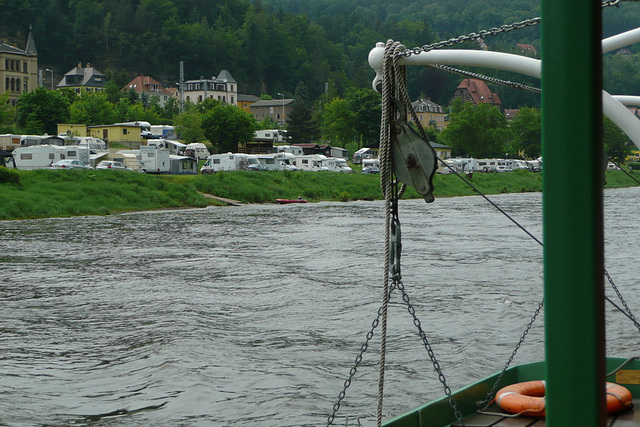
xmin=1 ymin=188 xmax=638 ymax=426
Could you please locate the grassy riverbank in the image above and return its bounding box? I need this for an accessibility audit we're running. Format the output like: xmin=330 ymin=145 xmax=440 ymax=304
xmin=0 ymin=167 xmax=638 ymax=220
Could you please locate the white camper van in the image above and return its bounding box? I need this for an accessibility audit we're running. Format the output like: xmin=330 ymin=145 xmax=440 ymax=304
xmin=185 ymin=143 xmax=210 ymax=160
xmin=256 ymin=152 xmax=297 ymax=171
xmin=200 ymin=153 xmax=261 ymax=174
xmin=323 ymin=157 xmax=352 ymax=173
xmin=139 ymin=145 xmax=170 ymax=173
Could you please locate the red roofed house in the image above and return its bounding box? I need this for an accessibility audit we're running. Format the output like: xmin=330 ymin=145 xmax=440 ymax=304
xmin=517 ymin=43 xmax=538 ymax=55
xmin=449 ymin=78 xmax=501 ymax=109
xmin=126 ymin=75 xmax=174 ymax=106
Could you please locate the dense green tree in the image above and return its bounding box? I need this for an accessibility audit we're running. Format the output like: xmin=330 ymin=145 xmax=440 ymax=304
xmin=16 ymin=87 xmax=71 ymax=134
xmin=0 ymin=93 xmax=16 ymax=132
xmin=201 ymin=104 xmax=257 ymax=152
xmin=173 ymin=109 xmax=205 ymax=143
xmin=69 ymin=92 xmax=115 ymax=125
xmin=286 ymin=97 xmax=320 ymax=144
xmin=603 ymin=116 xmax=633 ymax=164
xmin=509 ymin=106 xmax=541 ymax=158
xmin=344 ymin=87 xmax=381 ymax=148
xmin=320 ymin=97 xmax=356 ymax=147
xmin=439 ymin=101 xmax=510 ymax=157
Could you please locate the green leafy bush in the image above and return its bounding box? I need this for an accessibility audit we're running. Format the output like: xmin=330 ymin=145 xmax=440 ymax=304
xmin=0 ymin=167 xmax=20 ymax=185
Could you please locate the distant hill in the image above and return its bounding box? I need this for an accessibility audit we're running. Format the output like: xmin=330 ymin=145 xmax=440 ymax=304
xmin=3 ymin=0 xmax=640 ymax=107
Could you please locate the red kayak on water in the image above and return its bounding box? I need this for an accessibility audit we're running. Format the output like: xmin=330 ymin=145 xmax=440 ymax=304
xmin=275 ymin=198 xmax=308 ymax=204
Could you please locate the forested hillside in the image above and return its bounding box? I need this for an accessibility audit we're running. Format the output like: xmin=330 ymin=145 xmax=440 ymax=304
xmin=2 ymin=0 xmax=640 ymax=107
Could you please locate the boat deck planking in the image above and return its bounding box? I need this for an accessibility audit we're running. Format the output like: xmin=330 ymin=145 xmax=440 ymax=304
xmin=450 ymin=399 xmax=640 ymax=427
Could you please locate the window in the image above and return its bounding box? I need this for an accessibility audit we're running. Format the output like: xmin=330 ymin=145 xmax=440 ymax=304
xmin=20 ymin=153 xmax=33 ymax=160
xmin=49 ymin=153 xmax=55 ymax=159
xmin=122 ymin=129 xmax=128 ymax=135
xmin=213 ymin=159 xmax=220 ymax=164
xmin=67 ymin=151 xmax=77 ymax=157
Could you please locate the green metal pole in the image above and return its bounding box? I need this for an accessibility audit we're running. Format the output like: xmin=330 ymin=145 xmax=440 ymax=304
xmin=541 ymin=0 xmax=606 ymax=426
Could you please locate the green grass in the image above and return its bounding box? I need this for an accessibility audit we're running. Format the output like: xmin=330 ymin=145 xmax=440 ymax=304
xmin=0 ymin=168 xmax=638 ymax=220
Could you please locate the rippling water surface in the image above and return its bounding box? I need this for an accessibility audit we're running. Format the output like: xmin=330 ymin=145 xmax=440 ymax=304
xmin=1 ymin=188 xmax=638 ymax=426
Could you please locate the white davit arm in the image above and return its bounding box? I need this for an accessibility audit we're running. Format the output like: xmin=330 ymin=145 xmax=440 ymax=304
xmin=370 ymin=29 xmax=640 ymax=148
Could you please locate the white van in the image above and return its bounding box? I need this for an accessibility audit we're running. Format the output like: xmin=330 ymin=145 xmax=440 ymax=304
xmin=186 ymin=143 xmax=210 ymax=160
xmin=201 ymin=153 xmax=257 ymax=174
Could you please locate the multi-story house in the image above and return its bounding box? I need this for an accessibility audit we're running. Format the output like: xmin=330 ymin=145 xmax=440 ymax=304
xmin=56 ymin=63 xmax=107 ymax=93
xmin=449 ymin=78 xmax=501 ymax=109
xmin=0 ymin=27 xmax=38 ymax=106
xmin=126 ymin=75 xmax=174 ymax=106
xmin=179 ymin=70 xmax=238 ymax=106
xmin=410 ymin=98 xmax=449 ymax=131
xmin=249 ymin=98 xmax=294 ymax=124
xmin=238 ymin=94 xmax=259 ymax=114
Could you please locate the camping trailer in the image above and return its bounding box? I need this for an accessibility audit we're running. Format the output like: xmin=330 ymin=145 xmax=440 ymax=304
xmin=139 ymin=145 xmax=170 ymax=173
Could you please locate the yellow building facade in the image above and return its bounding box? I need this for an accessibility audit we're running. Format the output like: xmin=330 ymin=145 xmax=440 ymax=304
xmin=0 ymin=27 xmax=38 ymax=106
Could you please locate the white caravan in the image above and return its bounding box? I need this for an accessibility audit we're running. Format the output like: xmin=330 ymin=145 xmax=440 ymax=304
xmin=150 ymin=125 xmax=176 ymax=139
xmin=12 ymin=145 xmax=64 ymax=169
xmin=147 ymin=139 xmax=186 ymax=155
xmin=185 ymin=143 xmax=210 ymax=160
xmin=139 ymin=145 xmax=170 ymax=173
xmin=0 ymin=134 xmax=21 ymax=151
xmin=256 ymin=152 xmax=297 ymax=171
xmin=253 ymin=129 xmax=287 ymax=143
xmin=352 ymin=147 xmax=372 ymax=164
xmin=274 ymin=145 xmax=304 ymax=156
xmin=323 ymin=157 xmax=352 ymax=173
xmin=295 ymin=154 xmax=353 ymax=172
xmin=11 ymin=145 xmax=91 ymax=170
xmin=201 ymin=153 xmax=259 ymax=174
xmin=295 ymin=154 xmax=329 ymax=171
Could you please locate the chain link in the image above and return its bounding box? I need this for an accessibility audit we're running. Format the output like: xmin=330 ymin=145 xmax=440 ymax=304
xmin=427 ymin=64 xmax=541 ymax=93
xmin=394 ymin=280 xmax=466 ymax=425
xmin=605 ymin=270 xmax=640 ymax=334
xmin=402 ymin=0 xmax=629 ymax=58
xmin=327 ymin=302 xmax=386 ymax=426
xmin=477 ymin=301 xmax=544 ymax=410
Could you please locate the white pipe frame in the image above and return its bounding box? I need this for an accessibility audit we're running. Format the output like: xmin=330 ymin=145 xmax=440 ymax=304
xmin=369 ymin=27 xmax=640 ymax=149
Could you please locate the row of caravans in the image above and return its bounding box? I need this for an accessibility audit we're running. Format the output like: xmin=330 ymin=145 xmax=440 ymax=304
xmin=440 ymin=157 xmax=539 ymax=173
xmin=6 ymin=138 xmax=200 ymax=175
xmin=201 ymin=153 xmax=353 ymax=174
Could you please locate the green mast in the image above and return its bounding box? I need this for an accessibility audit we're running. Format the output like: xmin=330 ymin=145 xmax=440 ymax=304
xmin=541 ymin=0 xmax=606 ymax=425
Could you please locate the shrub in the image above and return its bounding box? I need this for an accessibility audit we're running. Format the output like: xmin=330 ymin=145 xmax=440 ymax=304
xmin=0 ymin=167 xmax=20 ymax=185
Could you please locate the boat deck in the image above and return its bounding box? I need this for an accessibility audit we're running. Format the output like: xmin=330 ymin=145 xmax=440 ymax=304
xmin=451 ymin=399 xmax=640 ymax=426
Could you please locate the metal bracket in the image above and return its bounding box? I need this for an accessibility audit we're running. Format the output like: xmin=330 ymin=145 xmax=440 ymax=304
xmin=390 ymin=100 xmax=438 ymax=203
xmin=389 ymin=219 xmax=402 ymax=280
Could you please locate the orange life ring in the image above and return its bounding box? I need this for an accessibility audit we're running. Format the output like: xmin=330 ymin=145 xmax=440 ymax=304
xmin=496 ymin=380 xmax=633 ymax=417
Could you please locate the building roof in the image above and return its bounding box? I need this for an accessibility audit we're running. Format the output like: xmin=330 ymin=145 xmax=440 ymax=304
xmin=126 ymin=75 xmax=172 ymax=96
xmin=412 ymin=98 xmax=445 ymax=113
xmin=216 ymin=69 xmax=236 ymax=83
xmin=0 ymin=27 xmax=36 ymax=56
xmin=505 ymin=109 xmax=520 ymax=120
xmin=516 ymin=43 xmax=537 ymax=55
xmin=0 ymin=42 xmax=26 ymax=54
xmin=25 ymin=26 xmax=36 ymax=55
xmin=455 ymin=79 xmax=501 ymax=106
xmin=57 ymin=63 xmax=107 ymax=88
xmin=238 ymin=94 xmax=259 ymax=103
xmin=250 ymin=99 xmax=294 ymax=107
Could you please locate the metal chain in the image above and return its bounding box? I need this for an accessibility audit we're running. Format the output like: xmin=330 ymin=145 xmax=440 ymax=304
xmin=401 ymin=0 xmax=628 ymax=58
xmin=427 ymin=64 xmax=541 ymax=93
xmin=327 ymin=303 xmax=386 ymax=426
xmin=403 ymin=17 xmax=541 ymax=57
xmin=394 ymin=279 xmax=465 ymax=425
xmin=605 ymin=269 xmax=640 ymax=334
xmin=477 ymin=301 xmax=544 ymax=410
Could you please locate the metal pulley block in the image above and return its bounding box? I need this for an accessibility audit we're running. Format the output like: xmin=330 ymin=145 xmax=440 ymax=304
xmin=390 ymin=101 xmax=438 ymax=203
